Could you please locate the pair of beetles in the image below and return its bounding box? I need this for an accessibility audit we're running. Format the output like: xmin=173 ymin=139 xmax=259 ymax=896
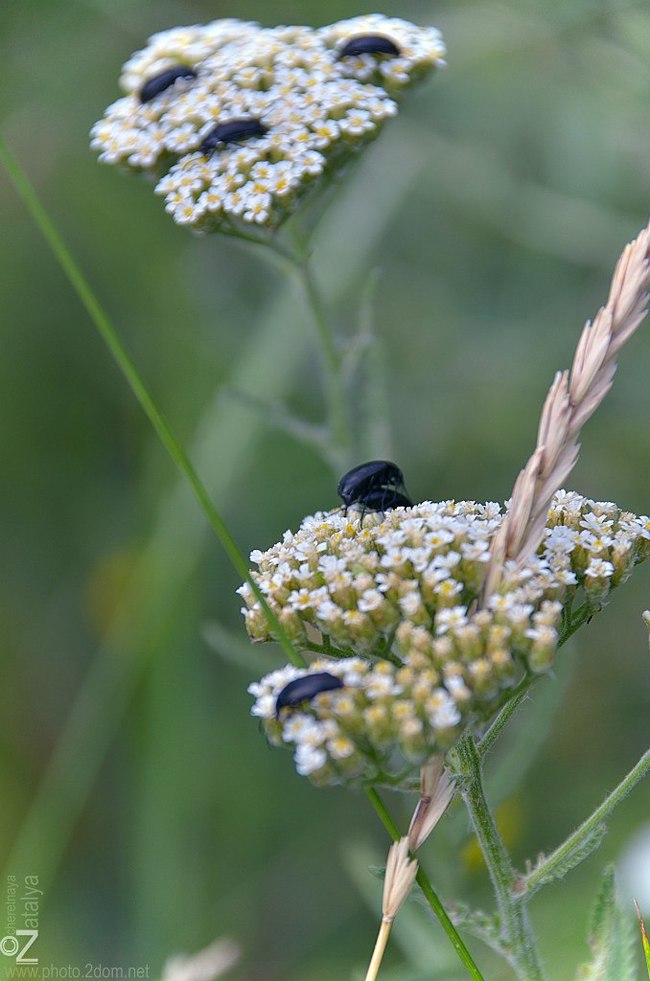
xmin=138 ymin=33 xmax=403 ymax=153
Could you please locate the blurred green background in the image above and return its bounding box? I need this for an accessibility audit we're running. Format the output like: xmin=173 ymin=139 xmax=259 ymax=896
xmin=1 ymin=1 xmax=649 ymax=978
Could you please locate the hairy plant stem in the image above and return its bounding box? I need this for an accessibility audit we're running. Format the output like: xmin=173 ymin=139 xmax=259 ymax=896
xmin=521 ymin=746 xmax=650 ymax=897
xmin=455 ymin=733 xmax=545 ymax=980
xmin=0 ymin=136 xmax=305 ymax=671
xmin=365 ymin=787 xmax=485 ymax=980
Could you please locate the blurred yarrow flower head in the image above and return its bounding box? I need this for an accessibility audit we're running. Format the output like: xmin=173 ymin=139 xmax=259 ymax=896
xmin=244 ymin=494 xmax=650 ymax=786
xmin=90 ymin=15 xmax=445 ymax=231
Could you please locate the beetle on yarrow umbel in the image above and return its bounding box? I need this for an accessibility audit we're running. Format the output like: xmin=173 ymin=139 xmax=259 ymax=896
xmin=244 ymin=222 xmax=650 ymax=797
xmin=337 ymin=460 xmax=412 ymax=513
xmin=90 ymin=15 xmax=446 ymax=232
xmin=200 ymin=118 xmax=269 ymax=155
xmin=245 ymin=492 xmax=650 ymax=786
xmin=338 ymin=34 xmax=401 ymax=58
xmin=139 ymin=65 xmax=197 ymax=103
xmin=275 ymin=671 xmax=344 ymax=718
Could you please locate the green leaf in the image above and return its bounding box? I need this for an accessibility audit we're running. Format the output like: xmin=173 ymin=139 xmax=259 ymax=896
xmin=576 ymin=866 xmax=636 ymax=981
xmin=523 ymin=823 xmax=607 ymax=897
xmin=634 ymin=901 xmax=650 ymax=979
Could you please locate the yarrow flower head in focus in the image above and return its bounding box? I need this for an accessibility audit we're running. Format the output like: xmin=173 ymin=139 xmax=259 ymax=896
xmin=243 ymin=494 xmax=650 ymax=787
xmin=90 ymin=15 xmax=445 ymax=232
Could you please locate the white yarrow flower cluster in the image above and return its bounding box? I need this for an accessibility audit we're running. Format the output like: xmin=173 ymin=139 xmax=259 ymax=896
xmin=90 ymin=16 xmax=445 ymax=231
xmin=244 ymin=493 xmax=649 ymax=786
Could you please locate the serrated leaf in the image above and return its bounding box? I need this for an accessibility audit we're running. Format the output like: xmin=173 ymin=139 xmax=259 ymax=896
xmin=576 ymin=866 xmax=637 ymax=981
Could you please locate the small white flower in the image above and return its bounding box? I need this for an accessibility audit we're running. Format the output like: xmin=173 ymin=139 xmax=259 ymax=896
xmin=580 ymin=513 xmax=614 ymax=535
xmin=579 ymin=530 xmax=614 ymax=551
xmin=365 ymin=674 xmax=402 ymax=698
xmin=327 ymin=735 xmax=355 ymax=759
xmin=358 ymin=589 xmax=385 ymax=613
xmin=544 ymin=525 xmax=578 ymax=553
xmin=434 ymin=578 xmax=463 ymax=601
xmin=295 ymin=744 xmax=327 ymax=775
xmin=585 ymin=558 xmax=615 ymax=579
xmin=250 ymin=694 xmax=276 ymax=718
xmin=460 ymin=541 xmax=491 ymax=562
xmin=435 ymin=606 xmax=468 ymax=635
xmin=426 ymin=690 xmax=461 ymax=729
xmin=283 ymin=715 xmax=325 ymax=743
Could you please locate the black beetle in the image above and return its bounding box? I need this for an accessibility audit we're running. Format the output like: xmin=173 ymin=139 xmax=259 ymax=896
xmin=276 ymin=672 xmax=344 ymax=717
xmin=337 ymin=460 xmax=411 ymax=512
xmin=200 ymin=118 xmax=268 ymax=154
xmin=355 ymin=487 xmax=413 ymax=512
xmin=338 ymin=34 xmax=400 ymax=58
xmin=139 ymin=66 xmax=197 ymax=104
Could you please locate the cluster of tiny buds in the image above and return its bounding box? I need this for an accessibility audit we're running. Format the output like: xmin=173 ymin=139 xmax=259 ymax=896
xmin=90 ymin=15 xmax=445 ymax=231
xmin=245 ymin=492 xmax=649 ymax=786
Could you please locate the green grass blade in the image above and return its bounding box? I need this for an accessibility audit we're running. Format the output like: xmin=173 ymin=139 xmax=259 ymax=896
xmin=634 ymin=901 xmax=650 ymax=979
xmin=0 ymin=132 xmax=304 ymax=669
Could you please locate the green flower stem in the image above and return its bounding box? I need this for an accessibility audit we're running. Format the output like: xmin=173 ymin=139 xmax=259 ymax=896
xmin=364 ymin=786 xmax=485 ymax=981
xmin=0 ymin=134 xmax=305 ymax=670
xmin=558 ymin=601 xmax=593 ymax=646
xmin=477 ymin=674 xmax=534 ymax=760
xmin=287 ymin=223 xmax=354 ymax=473
xmin=455 ymin=734 xmax=545 ymax=980
xmin=231 ymin=222 xmax=355 ymax=473
xmin=521 ymin=746 xmax=650 ymax=897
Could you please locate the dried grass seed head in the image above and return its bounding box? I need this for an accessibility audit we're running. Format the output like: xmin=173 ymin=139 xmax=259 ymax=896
xmin=484 ymin=221 xmax=650 ymax=595
xmin=382 ymin=837 xmax=418 ymax=920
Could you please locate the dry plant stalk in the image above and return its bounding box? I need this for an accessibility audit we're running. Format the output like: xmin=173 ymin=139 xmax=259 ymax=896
xmin=484 ymin=221 xmax=650 ymax=597
xmin=408 ymin=755 xmax=456 ymax=852
xmin=364 ymin=837 xmax=418 ymax=981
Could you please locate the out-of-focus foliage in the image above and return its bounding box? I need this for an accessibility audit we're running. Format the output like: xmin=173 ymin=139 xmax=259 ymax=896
xmin=1 ymin=1 xmax=649 ymax=978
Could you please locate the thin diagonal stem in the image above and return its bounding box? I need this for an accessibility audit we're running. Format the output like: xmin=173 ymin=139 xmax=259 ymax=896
xmin=0 ymin=134 xmax=305 ymax=669
xmin=522 ymin=746 xmax=650 ymax=897
xmin=230 ymin=221 xmax=355 ymax=473
xmin=287 ymin=223 xmax=354 ymax=472
xmin=477 ymin=674 xmax=533 ymax=760
xmin=364 ymin=787 xmax=485 ymax=980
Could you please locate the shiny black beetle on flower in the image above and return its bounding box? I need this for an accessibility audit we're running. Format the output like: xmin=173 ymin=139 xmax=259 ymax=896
xmin=338 ymin=34 xmax=401 ymax=58
xmin=139 ymin=66 xmax=197 ymax=103
xmin=275 ymin=672 xmax=344 ymax=717
xmin=337 ymin=460 xmax=412 ymax=514
xmin=200 ymin=118 xmax=268 ymax=154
